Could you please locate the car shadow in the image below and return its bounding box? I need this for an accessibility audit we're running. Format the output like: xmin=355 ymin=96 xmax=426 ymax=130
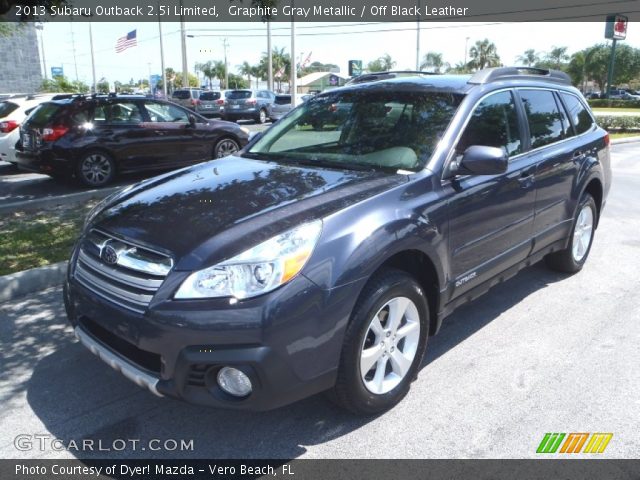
xmin=19 ymin=264 xmax=567 ymax=459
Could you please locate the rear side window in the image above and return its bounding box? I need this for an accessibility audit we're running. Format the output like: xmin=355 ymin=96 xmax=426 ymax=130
xmin=457 ymin=91 xmax=522 ymax=157
xmin=519 ymin=90 xmax=566 ymax=149
xmin=199 ymin=91 xmax=220 ymax=101
xmin=0 ymin=101 xmax=19 ymax=118
xmin=172 ymin=90 xmax=190 ymax=100
xmin=560 ymin=93 xmax=595 ymax=135
xmin=274 ymin=95 xmax=291 ymax=105
xmin=228 ymin=90 xmax=252 ymax=100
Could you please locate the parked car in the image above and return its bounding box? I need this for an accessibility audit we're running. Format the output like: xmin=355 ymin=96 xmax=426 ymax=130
xmin=196 ymin=90 xmax=226 ymax=117
xmin=222 ymin=89 xmax=276 ymax=124
xmin=171 ymin=88 xmax=203 ymax=111
xmin=0 ymin=94 xmax=62 ymax=165
xmin=15 ymin=94 xmax=249 ymax=186
xmin=269 ymin=94 xmax=314 ymax=121
xmin=65 ymin=67 xmax=610 ymax=413
xmin=620 ymin=91 xmax=640 ymax=101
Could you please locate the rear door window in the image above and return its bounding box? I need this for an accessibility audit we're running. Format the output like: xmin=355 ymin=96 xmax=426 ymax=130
xmin=23 ymin=103 xmax=63 ymax=127
xmin=457 ymin=90 xmax=523 ymax=158
xmin=94 ymin=102 xmax=144 ymax=125
xmin=560 ymin=93 xmax=595 ymax=135
xmin=274 ymin=95 xmax=291 ymax=105
xmin=172 ymin=90 xmax=190 ymax=100
xmin=519 ymin=89 xmax=567 ymax=149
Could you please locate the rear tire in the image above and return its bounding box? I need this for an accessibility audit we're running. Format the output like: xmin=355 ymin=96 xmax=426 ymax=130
xmin=545 ymin=193 xmax=597 ymax=273
xmin=76 ymin=151 xmax=116 ymax=187
xmin=256 ymin=109 xmax=267 ymax=124
xmin=213 ymin=137 xmax=240 ymax=158
xmin=330 ymin=269 xmax=429 ymax=415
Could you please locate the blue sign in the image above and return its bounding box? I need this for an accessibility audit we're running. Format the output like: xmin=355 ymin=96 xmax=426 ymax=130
xmin=51 ymin=67 xmax=64 ymax=78
xmin=150 ymin=74 xmax=161 ymax=90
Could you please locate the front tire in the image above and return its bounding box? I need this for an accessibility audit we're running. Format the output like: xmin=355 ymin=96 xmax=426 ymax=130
xmin=331 ymin=269 xmax=429 ymax=415
xmin=545 ymin=193 xmax=597 ymax=273
xmin=76 ymin=151 xmax=116 ymax=187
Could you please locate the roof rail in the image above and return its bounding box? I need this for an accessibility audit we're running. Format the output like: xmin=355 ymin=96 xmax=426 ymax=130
xmin=346 ymin=70 xmax=439 ymax=85
xmin=468 ymin=66 xmax=571 ymax=85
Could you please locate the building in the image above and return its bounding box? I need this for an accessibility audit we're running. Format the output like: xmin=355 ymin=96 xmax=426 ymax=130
xmin=0 ymin=25 xmax=43 ymax=93
xmin=297 ymin=72 xmax=348 ymax=94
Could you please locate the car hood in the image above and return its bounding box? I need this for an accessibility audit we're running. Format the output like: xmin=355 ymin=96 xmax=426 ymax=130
xmin=91 ymin=156 xmax=407 ymax=270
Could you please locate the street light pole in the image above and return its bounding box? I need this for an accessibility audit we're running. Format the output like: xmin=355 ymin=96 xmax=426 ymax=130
xmin=35 ymin=23 xmax=47 ymax=80
xmin=464 ymin=37 xmax=470 ymax=68
xmin=222 ymin=38 xmax=229 ymax=90
xmin=415 ymin=0 xmax=420 ymax=70
xmin=89 ymin=23 xmax=97 ymax=93
xmin=158 ymin=12 xmax=167 ymax=98
xmin=180 ymin=0 xmax=188 ymax=87
xmin=290 ymin=11 xmax=296 ymax=105
xmin=267 ymin=21 xmax=273 ymax=91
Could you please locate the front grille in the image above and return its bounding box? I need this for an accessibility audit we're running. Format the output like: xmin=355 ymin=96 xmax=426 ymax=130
xmin=74 ymin=229 xmax=173 ymax=314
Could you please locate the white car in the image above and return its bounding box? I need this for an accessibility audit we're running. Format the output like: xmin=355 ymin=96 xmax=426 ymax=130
xmin=0 ymin=94 xmax=62 ymax=164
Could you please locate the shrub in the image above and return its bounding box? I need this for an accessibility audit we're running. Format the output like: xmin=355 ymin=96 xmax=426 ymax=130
xmin=588 ymin=99 xmax=640 ymax=109
xmin=594 ymin=114 xmax=640 ymax=131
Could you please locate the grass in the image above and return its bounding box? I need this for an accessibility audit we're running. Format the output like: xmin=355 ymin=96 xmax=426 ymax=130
xmin=0 ymin=201 xmax=97 ymax=276
xmin=610 ymin=132 xmax=640 ymax=140
xmin=593 ymin=107 xmax=640 ymax=113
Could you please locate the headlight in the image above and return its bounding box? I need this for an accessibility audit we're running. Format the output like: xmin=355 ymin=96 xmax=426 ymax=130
xmin=174 ymin=220 xmax=322 ymax=300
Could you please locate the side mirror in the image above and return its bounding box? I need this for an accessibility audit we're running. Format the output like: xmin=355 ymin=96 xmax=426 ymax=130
xmin=457 ymin=145 xmax=508 ymax=176
xmin=188 ymin=114 xmax=197 ymax=127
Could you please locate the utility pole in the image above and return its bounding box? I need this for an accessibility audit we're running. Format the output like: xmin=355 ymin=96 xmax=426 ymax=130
xmin=180 ymin=0 xmax=188 ymax=87
xmin=158 ymin=10 xmax=167 ymax=98
xmin=415 ymin=0 xmax=421 ymax=70
xmin=464 ymin=37 xmax=470 ymax=69
xmin=89 ymin=23 xmax=97 ymax=93
xmin=70 ymin=24 xmax=79 ymax=82
xmin=222 ymin=38 xmax=229 ymax=90
xmin=290 ymin=11 xmax=296 ymax=105
xmin=267 ymin=21 xmax=273 ymax=90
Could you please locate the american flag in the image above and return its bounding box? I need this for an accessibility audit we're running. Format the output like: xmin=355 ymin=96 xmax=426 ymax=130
xmin=115 ymin=30 xmax=137 ymax=53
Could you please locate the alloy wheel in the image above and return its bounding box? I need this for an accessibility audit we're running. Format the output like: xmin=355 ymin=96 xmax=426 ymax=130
xmin=359 ymin=296 xmax=421 ymax=395
xmin=215 ymin=139 xmax=239 ymax=158
xmin=80 ymin=153 xmax=112 ymax=186
xmin=572 ymin=204 xmax=594 ymax=262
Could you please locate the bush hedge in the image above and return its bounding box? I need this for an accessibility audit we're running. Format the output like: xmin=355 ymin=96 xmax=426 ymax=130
xmin=595 ymin=114 xmax=640 ymax=131
xmin=588 ymin=99 xmax=640 ymax=109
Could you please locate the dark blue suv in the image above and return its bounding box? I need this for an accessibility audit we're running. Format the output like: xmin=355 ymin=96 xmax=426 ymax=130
xmin=64 ymin=67 xmax=611 ymax=414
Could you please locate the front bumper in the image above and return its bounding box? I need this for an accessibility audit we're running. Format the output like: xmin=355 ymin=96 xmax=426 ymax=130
xmin=64 ymin=259 xmax=360 ymax=410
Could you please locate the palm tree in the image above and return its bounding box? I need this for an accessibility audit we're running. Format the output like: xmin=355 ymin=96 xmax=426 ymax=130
xmin=260 ymin=47 xmax=290 ymax=91
xmin=517 ymin=49 xmax=539 ymax=67
xmin=468 ymin=39 xmax=501 ymax=71
xmin=367 ymin=53 xmax=397 ymax=73
xmin=238 ymin=61 xmax=253 ymax=85
xmin=545 ymin=46 xmax=570 ymax=69
xmin=419 ymin=52 xmax=449 ymax=73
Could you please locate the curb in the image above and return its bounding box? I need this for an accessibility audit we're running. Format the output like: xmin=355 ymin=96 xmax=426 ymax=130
xmin=611 ymin=135 xmax=640 ymax=145
xmin=0 ymin=187 xmax=118 ymax=214
xmin=0 ymin=261 xmax=67 ymax=303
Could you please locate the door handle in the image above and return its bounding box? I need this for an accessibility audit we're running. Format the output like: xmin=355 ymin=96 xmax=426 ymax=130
xmin=154 ymin=130 xmax=166 ymax=136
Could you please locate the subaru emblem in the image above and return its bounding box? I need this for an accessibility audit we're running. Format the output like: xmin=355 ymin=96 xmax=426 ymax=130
xmin=101 ymin=244 xmax=118 ymax=265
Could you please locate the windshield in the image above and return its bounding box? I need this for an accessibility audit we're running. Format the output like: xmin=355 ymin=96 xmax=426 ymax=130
xmin=246 ymin=89 xmax=463 ymax=172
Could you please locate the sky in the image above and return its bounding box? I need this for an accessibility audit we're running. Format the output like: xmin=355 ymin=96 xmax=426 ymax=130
xmin=37 ymin=21 xmax=640 ymax=86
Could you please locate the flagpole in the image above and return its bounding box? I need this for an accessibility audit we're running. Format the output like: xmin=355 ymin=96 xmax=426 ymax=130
xmin=158 ymin=6 xmax=167 ymax=98
xmin=89 ymin=23 xmax=97 ymax=93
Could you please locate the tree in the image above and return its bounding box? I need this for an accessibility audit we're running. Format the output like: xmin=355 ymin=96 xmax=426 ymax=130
xmin=299 ymin=61 xmax=339 ymax=76
xmin=196 ymin=61 xmax=221 ymax=88
xmin=173 ymin=72 xmax=198 ymax=88
xmin=259 ymin=47 xmax=290 ymax=91
xmin=468 ymin=39 xmax=501 ymax=71
xmin=40 ymin=76 xmax=89 ymax=93
xmin=238 ymin=61 xmax=253 ymax=85
xmin=544 ymin=46 xmax=570 ymax=69
xmin=367 ymin=54 xmax=396 ymax=73
xmin=446 ymin=62 xmax=473 ymax=74
xmin=419 ymin=52 xmax=448 ymax=73
xmin=96 ymin=77 xmax=109 ymax=93
xmin=517 ymin=49 xmax=539 ymax=67
xmin=227 ymin=73 xmax=249 ymax=89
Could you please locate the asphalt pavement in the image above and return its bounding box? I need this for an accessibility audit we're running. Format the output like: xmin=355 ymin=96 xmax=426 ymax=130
xmin=0 ymin=143 xmax=639 ymax=460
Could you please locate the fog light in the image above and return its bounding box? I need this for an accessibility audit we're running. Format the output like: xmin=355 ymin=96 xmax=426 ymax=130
xmin=217 ymin=367 xmax=252 ymax=397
